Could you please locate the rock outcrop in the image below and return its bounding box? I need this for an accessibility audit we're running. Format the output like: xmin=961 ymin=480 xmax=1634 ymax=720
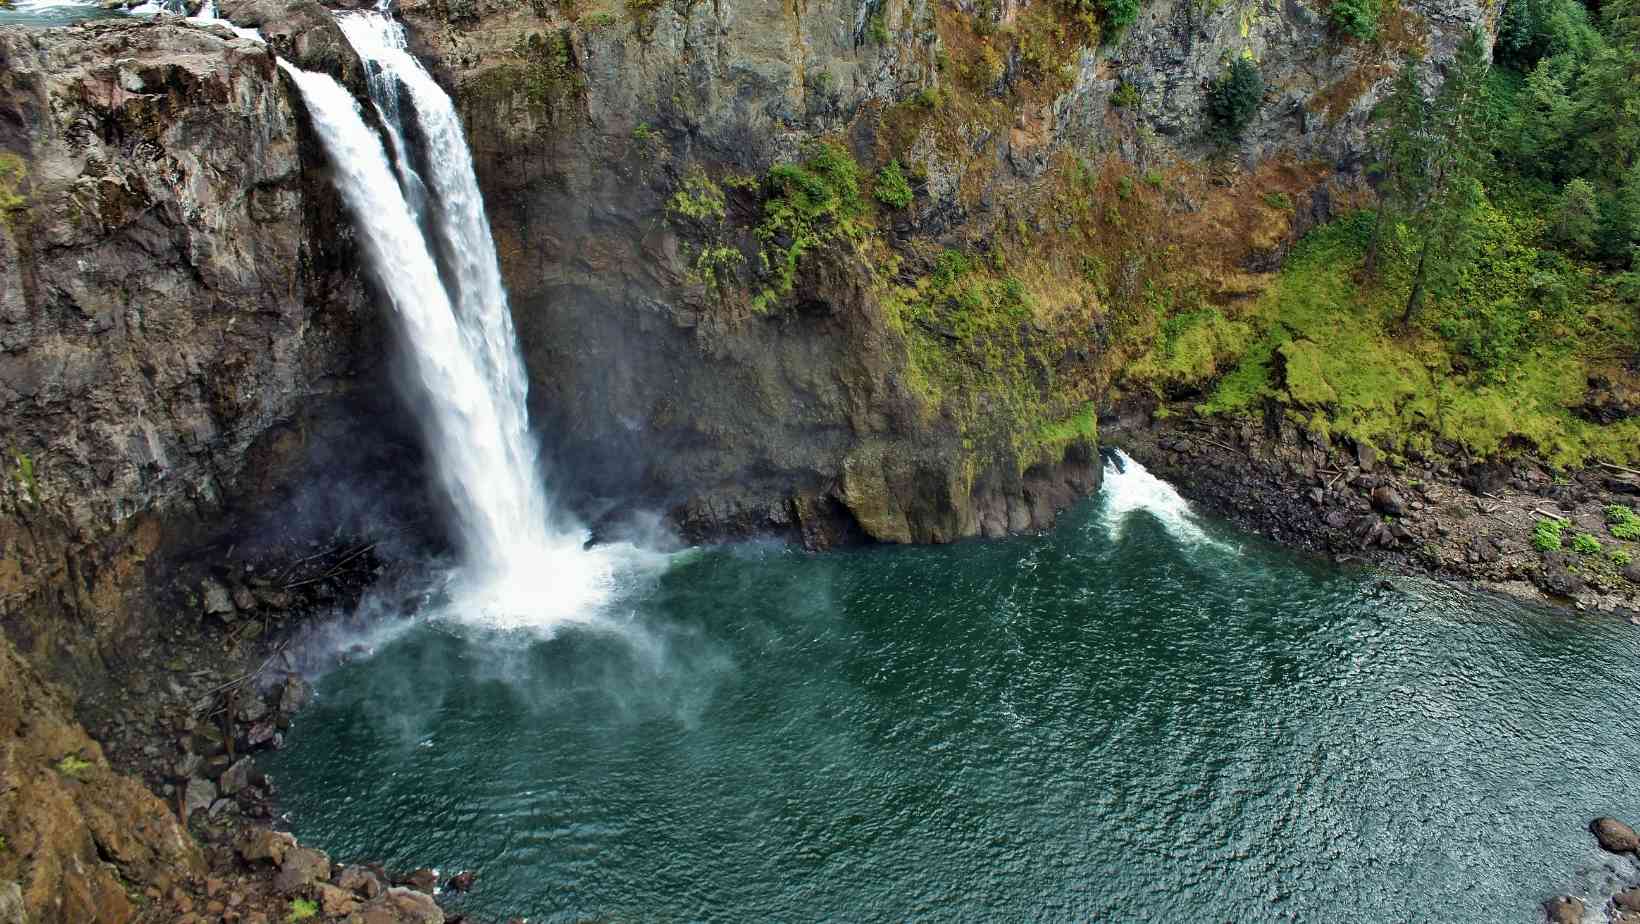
xmin=0 ymin=634 xmax=203 ymax=924
xmin=0 ymin=19 xmax=414 ymax=671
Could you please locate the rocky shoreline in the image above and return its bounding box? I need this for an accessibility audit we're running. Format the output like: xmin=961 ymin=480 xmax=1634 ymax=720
xmin=1108 ymin=400 xmax=1640 ymax=616
xmin=49 ymin=538 xmax=506 ymax=924
xmin=52 ymin=403 xmax=1636 ymax=924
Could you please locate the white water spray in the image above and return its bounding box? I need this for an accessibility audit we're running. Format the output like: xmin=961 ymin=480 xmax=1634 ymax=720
xmin=278 ymin=58 xmax=649 ymax=632
xmin=1098 ymin=449 xmax=1230 ymax=551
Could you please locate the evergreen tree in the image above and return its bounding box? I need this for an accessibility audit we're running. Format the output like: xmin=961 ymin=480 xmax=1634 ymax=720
xmin=1369 ymin=31 xmax=1495 ymax=324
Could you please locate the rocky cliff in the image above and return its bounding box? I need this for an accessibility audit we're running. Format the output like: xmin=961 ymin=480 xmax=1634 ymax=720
xmin=0 ymin=18 xmax=419 ymax=674
xmin=370 ymin=0 xmax=1490 ymax=545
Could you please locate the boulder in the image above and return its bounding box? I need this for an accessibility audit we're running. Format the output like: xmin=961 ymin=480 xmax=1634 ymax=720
xmin=200 ymin=578 xmax=236 ymax=616
xmin=1541 ymin=556 xmax=1587 ymax=598
xmin=1592 ymin=817 xmax=1640 ymax=853
xmin=219 ymin=757 xmax=254 ymax=796
xmin=1370 ymin=485 xmax=1406 ymax=517
xmin=1544 ymin=896 xmax=1584 ymax=924
xmin=273 ymin=846 xmax=333 ymax=895
xmin=316 ymin=882 xmax=357 ymax=916
xmin=238 ymin=695 xmax=270 ymax=724
xmin=336 ymin=865 xmax=386 ymax=899
xmin=1615 ymin=886 xmax=1640 ymax=912
xmin=236 ymin=827 xmax=296 ymax=866
xmin=0 ymin=882 xmax=22 ymax=924
xmin=279 ymin=675 xmax=310 ymax=715
xmin=184 ymin=777 xmax=217 ymax=817
xmin=384 ymin=887 xmax=445 ymax=924
xmin=446 ymin=870 xmax=477 ymax=892
xmin=401 ymin=868 xmax=438 ymax=893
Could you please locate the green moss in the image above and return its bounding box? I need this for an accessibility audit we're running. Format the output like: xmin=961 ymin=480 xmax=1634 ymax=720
xmin=1040 ymin=401 xmax=1098 ymax=446
xmin=1111 ymin=82 xmax=1141 ymax=108
xmin=667 ymin=166 xmax=726 ymax=223
xmin=1128 ymin=308 xmax=1252 ymax=393
xmin=0 ymin=152 xmax=25 ymax=215
xmin=287 ymin=899 xmax=318 ymax=923
xmin=883 ymin=250 xmax=1092 ymax=467
xmin=1180 ymin=210 xmax=1640 ymax=466
xmin=753 ymin=141 xmax=867 ymax=308
xmin=56 ymin=753 xmax=93 ymax=777
xmin=11 ymin=451 xmax=37 ymax=505
xmin=691 ymin=244 xmax=745 ymax=297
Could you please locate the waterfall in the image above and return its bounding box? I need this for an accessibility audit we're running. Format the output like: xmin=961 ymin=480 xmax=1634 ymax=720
xmin=278 ymin=57 xmax=631 ymax=631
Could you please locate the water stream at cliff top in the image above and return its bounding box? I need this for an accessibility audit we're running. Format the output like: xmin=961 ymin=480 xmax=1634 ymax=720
xmin=268 ymin=453 xmax=1640 ymax=922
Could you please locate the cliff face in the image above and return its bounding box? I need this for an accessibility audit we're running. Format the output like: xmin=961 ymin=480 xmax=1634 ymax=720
xmin=385 ymin=0 xmax=1491 ymax=546
xmin=0 ymin=20 xmax=399 ymax=671
xmin=0 ymin=0 xmax=1497 ymax=665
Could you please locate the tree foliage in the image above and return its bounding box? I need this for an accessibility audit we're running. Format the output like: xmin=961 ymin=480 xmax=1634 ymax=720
xmin=1204 ymin=58 xmax=1264 ymax=144
xmin=1368 ymin=31 xmax=1494 ymax=324
xmin=1327 ymin=0 xmax=1379 ymax=41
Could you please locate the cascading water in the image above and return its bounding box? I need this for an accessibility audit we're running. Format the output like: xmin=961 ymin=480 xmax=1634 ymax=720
xmin=277 ymin=54 xmax=643 ymax=631
xmin=1097 ymin=449 xmax=1230 ymax=551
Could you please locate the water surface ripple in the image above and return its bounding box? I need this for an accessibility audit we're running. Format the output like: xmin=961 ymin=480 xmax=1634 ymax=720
xmin=269 ymin=476 xmax=1640 ymax=922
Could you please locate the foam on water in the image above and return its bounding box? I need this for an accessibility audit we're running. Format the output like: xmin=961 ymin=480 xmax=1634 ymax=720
xmin=1097 ymin=449 xmax=1232 ymax=551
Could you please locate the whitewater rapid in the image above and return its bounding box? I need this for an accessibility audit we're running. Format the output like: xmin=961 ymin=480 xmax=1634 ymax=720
xmin=1097 ymin=449 xmax=1231 ymax=551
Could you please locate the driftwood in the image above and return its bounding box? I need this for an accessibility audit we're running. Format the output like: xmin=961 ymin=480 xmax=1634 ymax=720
xmin=281 ymin=542 xmax=376 ymax=590
xmin=197 ymin=641 xmax=289 ymax=715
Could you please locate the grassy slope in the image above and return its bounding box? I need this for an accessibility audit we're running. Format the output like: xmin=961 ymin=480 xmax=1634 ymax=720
xmin=1130 ymin=204 xmax=1640 ymax=466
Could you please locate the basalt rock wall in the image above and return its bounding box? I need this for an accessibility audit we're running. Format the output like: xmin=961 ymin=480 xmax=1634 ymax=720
xmin=387 ymin=0 xmax=1492 ymax=546
xmin=0 ymin=19 xmax=416 ymax=675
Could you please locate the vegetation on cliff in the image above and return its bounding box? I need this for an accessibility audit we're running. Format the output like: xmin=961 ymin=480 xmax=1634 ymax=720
xmin=1128 ymin=0 xmax=1640 ymax=468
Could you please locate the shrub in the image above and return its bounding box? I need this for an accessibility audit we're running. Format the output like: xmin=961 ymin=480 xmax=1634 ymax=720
xmin=1327 ymin=0 xmax=1379 ymax=41
xmin=666 ymin=167 xmax=726 ymax=223
xmin=1098 ymin=0 xmax=1140 ymax=32
xmin=874 ymin=160 xmax=915 ymax=209
xmin=911 ymin=86 xmax=945 ymax=109
xmin=1571 ymin=532 xmax=1602 ymax=554
xmin=1111 ymin=81 xmax=1141 ymax=108
xmin=1611 ymin=548 xmax=1633 ymax=567
xmin=1531 ymin=516 xmax=1566 ymax=552
xmin=754 ymin=141 xmax=866 ymax=305
xmin=1606 ymin=504 xmax=1640 ymax=540
xmin=1205 ymin=57 xmax=1264 ymax=144
xmin=868 ymin=11 xmax=888 ymax=43
xmin=287 ymin=899 xmax=318 ymax=923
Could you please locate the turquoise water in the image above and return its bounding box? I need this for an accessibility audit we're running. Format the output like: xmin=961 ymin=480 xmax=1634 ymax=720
xmin=267 ymin=465 xmax=1640 ymax=922
xmin=0 ymin=0 xmax=125 ymax=27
